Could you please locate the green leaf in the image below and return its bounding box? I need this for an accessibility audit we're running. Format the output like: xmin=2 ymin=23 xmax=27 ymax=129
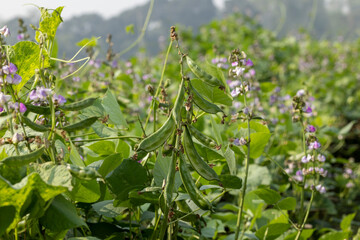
xmin=153 ymin=149 xmax=182 ymax=191
xmin=211 ymin=116 xmax=223 ymax=146
xmin=277 ymin=197 xmax=296 ymax=210
xmin=69 ymin=179 xmax=101 ymax=203
xmin=340 ymin=212 xmax=356 ymax=232
xmin=87 ymin=141 xmax=116 ymax=156
xmin=191 ymin=79 xmax=232 ymax=106
xmin=40 ymin=194 xmax=87 ymax=231
xmin=36 ymin=7 xmax=64 ymax=42
xmin=106 ymin=159 xmax=147 ymax=202
xmin=255 ymin=223 xmax=290 ymax=240
xmin=116 ymin=140 xmax=130 ymax=158
xmin=0 ymin=173 xmax=66 ymax=231
xmin=0 ymin=205 xmax=16 ymax=236
xmin=224 ymin=145 xmax=237 ymax=175
xmin=239 ymin=121 xmax=270 ymax=133
xmin=11 ymin=41 xmax=50 ymax=91
xmin=92 ymin=200 xmax=125 ymax=218
xmin=319 ymin=231 xmax=349 ymax=240
xmin=98 ymin=153 xmax=123 ymax=177
xmin=29 ymin=162 xmax=73 ymax=191
xmin=238 ymin=164 xmax=271 ymax=191
xmin=102 ymin=89 xmax=128 ymax=128
xmin=129 ymin=190 xmax=161 ymax=205
xmin=70 ymin=141 xmax=85 ymax=167
xmin=284 ymin=229 xmax=315 ymax=240
xmin=194 ymin=142 xmax=224 ymax=161
xmin=218 ymin=174 xmax=242 ymax=189
xmin=242 ymin=132 xmax=271 ymax=159
xmin=125 ymin=24 xmax=135 ymax=34
xmin=76 ymin=37 xmax=98 ymax=47
xmin=253 ymin=188 xmax=281 ymax=205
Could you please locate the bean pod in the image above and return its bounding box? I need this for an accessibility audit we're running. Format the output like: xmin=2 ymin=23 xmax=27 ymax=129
xmin=25 ymin=104 xmax=51 ymax=115
xmin=172 ymin=78 xmax=185 ymax=124
xmin=186 ymin=57 xmax=223 ymax=87
xmin=62 ymin=117 xmax=98 ymax=132
xmin=164 ymin=152 xmax=177 ymax=207
xmin=60 ymin=98 xmax=97 ymax=111
xmin=187 ymin=123 xmax=218 ymax=149
xmin=66 ymin=164 xmax=101 ymax=181
xmin=21 ymin=116 xmax=49 ymax=132
xmin=189 ymin=81 xmax=223 ymax=114
xmin=178 ymin=152 xmax=212 ymax=211
xmin=137 ymin=114 xmax=176 ymax=152
xmin=183 ymin=126 xmax=219 ymax=181
xmin=0 ymin=147 xmax=45 ymax=167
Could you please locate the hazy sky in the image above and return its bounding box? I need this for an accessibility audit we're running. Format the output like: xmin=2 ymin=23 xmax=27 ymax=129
xmin=1 ymin=0 xmax=224 ymax=21
xmin=1 ymin=0 xmax=149 ymax=21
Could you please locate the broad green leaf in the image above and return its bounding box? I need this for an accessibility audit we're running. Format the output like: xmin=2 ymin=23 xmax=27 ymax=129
xmin=0 ymin=205 xmax=16 ymax=236
xmin=11 ymin=41 xmax=50 ymax=91
xmin=87 ymin=141 xmax=116 ymax=156
xmin=239 ymin=121 xmax=270 ymax=133
xmin=277 ymin=197 xmax=296 ymax=210
xmin=102 ymin=89 xmax=128 ymax=128
xmin=76 ymin=37 xmax=98 ymax=47
xmin=194 ymin=142 xmax=224 ymax=161
xmin=92 ymin=200 xmax=126 ymax=218
xmin=284 ymin=229 xmax=315 ymax=240
xmin=218 ymin=174 xmax=242 ymax=189
xmin=253 ymin=188 xmax=281 ymax=205
xmin=242 ymin=132 xmax=272 ymax=159
xmin=69 ymin=179 xmax=101 ymax=203
xmin=153 ymin=149 xmax=182 ymax=191
xmin=0 ymin=173 xmax=66 ymax=231
xmin=70 ymin=141 xmax=85 ymax=167
xmin=35 ymin=7 xmax=64 ymax=42
xmin=238 ymin=164 xmax=271 ymax=191
xmin=40 ymin=194 xmax=87 ymax=231
xmin=340 ymin=212 xmax=356 ymax=232
xmin=129 ymin=190 xmax=161 ymax=205
xmin=116 ymin=140 xmax=130 ymax=158
xmin=211 ymin=116 xmax=223 ymax=146
xmin=106 ymin=159 xmax=147 ymax=202
xmin=98 ymin=153 xmax=123 ymax=177
xmin=29 ymin=162 xmax=73 ymax=191
xmin=319 ymin=231 xmax=349 ymax=240
xmin=224 ymin=145 xmax=237 ymax=175
xmin=191 ymin=79 xmax=233 ymax=106
xmin=255 ymin=223 xmax=290 ymax=240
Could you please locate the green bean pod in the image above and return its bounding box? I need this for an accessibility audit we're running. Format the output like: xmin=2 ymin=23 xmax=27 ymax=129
xmin=0 ymin=147 xmax=45 ymax=167
xmin=178 ymin=153 xmax=212 ymax=211
xmin=60 ymin=97 xmax=97 ymax=111
xmin=187 ymin=124 xmax=218 ymax=148
xmin=172 ymin=78 xmax=185 ymax=124
xmin=189 ymin=82 xmax=223 ymax=114
xmin=186 ymin=56 xmax=223 ymax=87
xmin=164 ymin=152 xmax=177 ymax=207
xmin=21 ymin=116 xmax=49 ymax=132
xmin=66 ymin=164 xmax=101 ymax=181
xmin=183 ymin=126 xmax=219 ymax=181
xmin=62 ymin=117 xmax=98 ymax=132
xmin=137 ymin=114 xmax=176 ymax=152
xmin=25 ymin=104 xmax=51 ymax=115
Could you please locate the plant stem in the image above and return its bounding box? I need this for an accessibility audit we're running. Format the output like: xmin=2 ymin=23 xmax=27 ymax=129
xmin=235 ymin=95 xmax=251 ymax=240
xmin=295 ymin=190 xmax=315 ymax=240
xmin=144 ymin=40 xmax=173 ymax=132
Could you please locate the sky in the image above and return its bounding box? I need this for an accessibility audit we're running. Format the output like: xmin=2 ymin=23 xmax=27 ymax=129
xmin=1 ymin=0 xmax=224 ymax=21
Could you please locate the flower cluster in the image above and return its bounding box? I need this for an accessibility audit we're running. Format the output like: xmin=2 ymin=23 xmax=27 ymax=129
xmin=0 ymin=63 xmax=22 ymax=85
xmin=29 ymin=86 xmax=66 ymax=106
xmin=211 ymin=57 xmax=229 ymax=69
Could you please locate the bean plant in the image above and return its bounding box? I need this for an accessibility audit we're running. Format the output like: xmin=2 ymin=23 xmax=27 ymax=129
xmin=0 ymin=5 xmax=358 ymax=240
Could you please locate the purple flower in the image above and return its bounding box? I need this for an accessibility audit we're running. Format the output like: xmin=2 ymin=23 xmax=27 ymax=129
xmin=12 ymin=133 xmax=23 ymax=144
xmin=245 ymin=59 xmax=254 ymax=67
xmin=231 ymin=87 xmax=241 ymax=97
xmin=10 ymin=74 xmax=22 ymax=85
xmin=9 ymin=63 xmax=18 ymax=74
xmin=301 ymin=154 xmax=311 ymax=163
xmin=315 ymin=184 xmax=326 ymax=194
xmin=306 ymin=125 xmax=316 ymax=132
xmin=19 ymin=103 xmax=27 ymax=113
xmin=346 ymin=182 xmax=354 ymax=188
xmin=233 ymin=67 xmax=245 ymax=77
xmin=0 ymin=26 xmax=10 ymax=37
xmin=53 ymin=94 xmax=66 ymax=106
xmin=17 ymin=33 xmax=24 ymax=41
xmin=309 ymin=141 xmax=321 ymax=150
xmin=29 ymin=87 xmax=52 ymax=102
xmin=73 ymin=76 xmax=80 ymax=82
xmin=304 ymin=106 xmax=312 ymax=113
xmin=296 ymin=89 xmax=306 ymax=97
xmin=231 ymin=62 xmax=238 ymax=67
xmin=233 ymin=137 xmax=247 ymax=146
xmin=249 ymin=69 xmax=256 ymax=77
xmin=317 ymin=154 xmax=326 ymax=162
xmin=243 ymin=107 xmax=250 ymax=115
xmin=111 ymin=60 xmax=118 ymax=68
xmin=0 ymin=93 xmax=11 ymax=106
xmin=294 ymin=170 xmax=303 ymax=181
